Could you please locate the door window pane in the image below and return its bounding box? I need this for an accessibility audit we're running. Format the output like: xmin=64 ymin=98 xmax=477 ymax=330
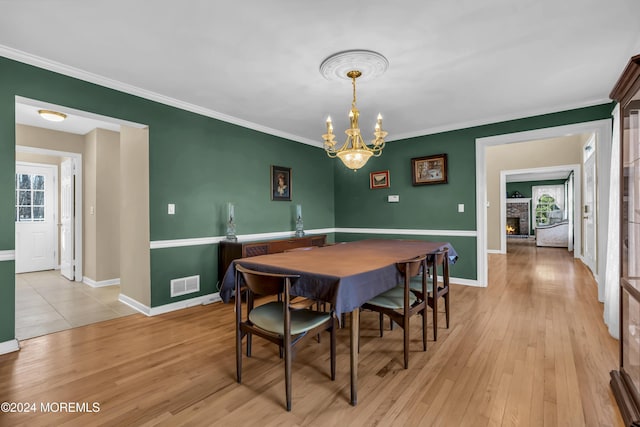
xmin=33 ymin=207 xmax=44 ymax=221
xmin=32 ymin=175 xmax=45 ymax=190
xmin=15 ymin=172 xmax=48 ymax=223
xmin=19 ymin=190 xmax=31 ymax=206
xmin=33 ymin=191 xmax=44 ymax=206
xmin=18 ymin=174 xmax=31 ymax=189
xmin=18 ymin=206 xmax=31 ymax=220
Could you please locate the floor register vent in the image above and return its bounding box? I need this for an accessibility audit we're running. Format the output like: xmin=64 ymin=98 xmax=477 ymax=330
xmin=170 ymin=275 xmax=200 ymax=297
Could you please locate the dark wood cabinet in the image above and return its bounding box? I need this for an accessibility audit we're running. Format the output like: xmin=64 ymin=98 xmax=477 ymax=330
xmin=218 ymin=234 xmax=327 ymax=282
xmin=610 ymin=54 xmax=640 ymax=427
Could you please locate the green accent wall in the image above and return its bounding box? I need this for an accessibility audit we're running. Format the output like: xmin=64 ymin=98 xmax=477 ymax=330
xmin=0 ymin=261 xmax=15 ymax=340
xmin=336 ymin=233 xmax=476 ymax=281
xmin=0 ymin=57 xmax=334 ymax=342
xmin=334 ymin=104 xmax=614 ymax=281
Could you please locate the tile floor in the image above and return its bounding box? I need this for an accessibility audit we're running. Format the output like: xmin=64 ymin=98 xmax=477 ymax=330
xmin=15 ymin=270 xmax=138 ymax=340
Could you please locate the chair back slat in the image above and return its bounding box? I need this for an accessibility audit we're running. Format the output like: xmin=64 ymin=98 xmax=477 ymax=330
xmin=427 ymin=248 xmax=449 ymax=274
xmin=396 ymin=255 xmax=426 ymax=278
xmin=236 ymin=264 xmax=299 ymax=296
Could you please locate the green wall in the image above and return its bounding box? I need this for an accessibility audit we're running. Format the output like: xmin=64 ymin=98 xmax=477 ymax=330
xmin=0 ymin=57 xmax=334 ymax=342
xmin=335 ymin=233 xmax=476 ymax=281
xmin=333 ymin=104 xmax=614 ymax=280
xmin=0 ymin=55 xmax=616 ymax=345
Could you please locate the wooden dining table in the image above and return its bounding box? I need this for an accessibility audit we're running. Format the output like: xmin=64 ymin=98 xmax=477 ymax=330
xmin=219 ymin=238 xmax=458 ymax=405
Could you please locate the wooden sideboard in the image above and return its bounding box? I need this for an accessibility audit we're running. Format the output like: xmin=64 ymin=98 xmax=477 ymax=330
xmin=218 ymin=234 xmax=327 ymax=282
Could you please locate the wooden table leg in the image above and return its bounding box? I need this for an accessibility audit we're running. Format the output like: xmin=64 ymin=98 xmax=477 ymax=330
xmin=350 ymin=308 xmax=359 ymax=406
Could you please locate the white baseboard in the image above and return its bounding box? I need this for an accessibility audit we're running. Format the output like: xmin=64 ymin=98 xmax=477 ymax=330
xmin=83 ymin=277 xmax=121 ymax=288
xmin=487 ymin=249 xmax=502 ymax=254
xmin=118 ymin=292 xmax=222 ymax=317
xmin=0 ymin=339 xmax=20 ymax=355
xmin=450 ymin=276 xmax=483 ymax=287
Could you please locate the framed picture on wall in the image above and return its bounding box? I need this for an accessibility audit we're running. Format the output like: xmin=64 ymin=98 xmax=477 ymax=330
xmin=271 ymin=165 xmax=292 ymax=201
xmin=369 ymin=170 xmax=390 ymax=189
xmin=411 ymin=153 xmax=448 ymax=185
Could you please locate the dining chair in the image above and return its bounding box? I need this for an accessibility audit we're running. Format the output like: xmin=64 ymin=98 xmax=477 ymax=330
xmin=409 ymin=248 xmax=450 ymax=341
xmin=234 ymin=264 xmax=336 ymax=411
xmin=361 ymin=255 xmax=428 ymax=369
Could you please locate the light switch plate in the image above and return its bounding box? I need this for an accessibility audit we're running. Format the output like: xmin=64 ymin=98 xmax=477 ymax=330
xmin=458 ymin=203 xmax=464 ymax=213
xmin=168 ymin=204 xmax=175 ymax=215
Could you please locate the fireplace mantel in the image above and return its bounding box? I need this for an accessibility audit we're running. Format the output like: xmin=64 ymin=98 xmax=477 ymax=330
xmin=506 ymin=197 xmax=532 ymax=204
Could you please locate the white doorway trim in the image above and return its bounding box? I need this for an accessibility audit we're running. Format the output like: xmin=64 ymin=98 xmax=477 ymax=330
xmin=499 ymin=164 xmax=581 ymax=254
xmin=475 ymin=118 xmax=612 ymax=287
xmin=15 ymin=161 xmax=58 ymax=273
xmin=16 ymin=145 xmax=83 ymax=282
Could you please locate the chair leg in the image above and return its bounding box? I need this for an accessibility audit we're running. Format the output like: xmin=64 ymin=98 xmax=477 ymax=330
xmin=422 ymin=303 xmax=427 ymax=351
xmin=330 ymin=321 xmax=336 ymax=380
xmin=379 ymin=312 xmax=384 ymax=337
xmin=316 ymin=301 xmax=322 ymax=343
xmin=246 ymin=333 xmax=252 ymax=357
xmin=445 ymin=292 xmax=450 ymax=328
xmin=284 ymin=346 xmax=292 ymax=411
xmin=403 ymin=319 xmax=409 ymax=369
xmin=236 ymin=329 xmax=242 ymax=383
xmin=432 ymin=296 xmax=438 ymax=342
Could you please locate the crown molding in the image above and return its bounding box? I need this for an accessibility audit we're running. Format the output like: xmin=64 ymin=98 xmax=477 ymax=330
xmin=0 ymin=45 xmax=321 ymax=148
xmin=387 ymin=98 xmax=612 ymax=142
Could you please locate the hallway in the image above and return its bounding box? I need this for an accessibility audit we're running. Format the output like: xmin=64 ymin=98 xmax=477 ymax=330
xmin=15 ymin=270 xmax=137 ymax=340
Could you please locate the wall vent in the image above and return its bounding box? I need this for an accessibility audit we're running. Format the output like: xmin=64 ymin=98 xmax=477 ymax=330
xmin=170 ymin=275 xmax=200 ymax=297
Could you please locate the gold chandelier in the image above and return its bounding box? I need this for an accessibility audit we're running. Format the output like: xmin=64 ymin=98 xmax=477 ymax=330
xmin=322 ymin=70 xmax=387 ymax=171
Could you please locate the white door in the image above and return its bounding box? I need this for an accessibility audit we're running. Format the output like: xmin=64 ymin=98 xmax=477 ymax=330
xmin=60 ymin=158 xmax=75 ymax=280
xmin=15 ymin=163 xmax=56 ymax=273
xmin=566 ymin=173 xmax=574 ymax=252
xmin=583 ymin=139 xmax=597 ymax=274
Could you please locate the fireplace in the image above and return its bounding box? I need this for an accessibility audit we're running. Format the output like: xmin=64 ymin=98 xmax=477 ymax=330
xmin=506 ymin=217 xmax=520 ymax=235
xmin=506 ymin=198 xmax=531 ymax=237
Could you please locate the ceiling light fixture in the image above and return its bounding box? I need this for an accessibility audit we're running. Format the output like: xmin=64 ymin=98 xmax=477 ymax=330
xmin=320 ymin=50 xmax=388 ymax=171
xmin=38 ymin=109 xmax=67 ymax=122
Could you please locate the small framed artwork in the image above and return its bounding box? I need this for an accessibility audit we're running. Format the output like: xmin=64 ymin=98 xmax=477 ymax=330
xmin=411 ymin=154 xmax=448 ymax=186
xmin=370 ymin=170 xmax=390 ymax=189
xmin=271 ymin=165 xmax=292 ymax=201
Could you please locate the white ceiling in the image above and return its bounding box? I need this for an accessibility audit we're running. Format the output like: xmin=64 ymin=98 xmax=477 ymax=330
xmin=2 ymin=1 xmax=640 ymax=146
xmin=506 ymin=170 xmax=571 ymax=183
xmin=15 ymin=98 xmax=122 ymax=135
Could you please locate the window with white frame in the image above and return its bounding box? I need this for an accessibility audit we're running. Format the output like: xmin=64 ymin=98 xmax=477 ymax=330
xmin=15 ymin=173 xmax=46 ymax=222
xmin=532 ymin=184 xmax=565 ymax=227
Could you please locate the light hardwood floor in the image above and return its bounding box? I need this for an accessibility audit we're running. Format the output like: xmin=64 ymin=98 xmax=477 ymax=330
xmin=0 ymin=240 xmax=623 ymax=426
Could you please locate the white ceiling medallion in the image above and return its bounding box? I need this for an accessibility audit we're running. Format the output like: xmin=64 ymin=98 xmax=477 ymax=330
xmin=319 ymin=50 xmax=389 ymax=82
